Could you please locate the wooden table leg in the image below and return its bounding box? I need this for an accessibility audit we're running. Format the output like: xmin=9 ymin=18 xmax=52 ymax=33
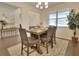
xmin=36 ymin=35 xmax=43 ymax=54
xmin=36 ymin=43 xmax=42 ymax=54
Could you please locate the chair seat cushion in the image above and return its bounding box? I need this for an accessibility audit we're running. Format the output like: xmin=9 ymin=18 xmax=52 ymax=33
xmin=41 ymin=37 xmax=50 ymax=43
xmin=23 ymin=37 xmax=40 ymax=46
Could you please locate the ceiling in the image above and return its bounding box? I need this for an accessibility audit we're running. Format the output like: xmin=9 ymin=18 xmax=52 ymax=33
xmin=0 ymin=2 xmax=18 ymax=9
xmin=24 ymin=2 xmax=64 ymax=9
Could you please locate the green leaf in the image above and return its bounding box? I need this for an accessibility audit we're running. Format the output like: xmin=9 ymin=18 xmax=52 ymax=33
xmin=68 ymin=22 xmax=76 ymax=30
xmin=0 ymin=20 xmax=7 ymax=26
xmin=67 ymin=9 xmax=79 ymax=30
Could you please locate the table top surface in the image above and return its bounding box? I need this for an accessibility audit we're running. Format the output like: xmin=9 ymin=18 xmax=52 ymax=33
xmin=28 ymin=28 xmax=48 ymax=35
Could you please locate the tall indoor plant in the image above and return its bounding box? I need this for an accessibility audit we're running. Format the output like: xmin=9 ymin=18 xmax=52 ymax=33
xmin=67 ymin=9 xmax=79 ymax=43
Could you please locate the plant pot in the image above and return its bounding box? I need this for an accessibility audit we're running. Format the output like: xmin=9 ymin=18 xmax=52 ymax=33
xmin=72 ymin=36 xmax=78 ymax=43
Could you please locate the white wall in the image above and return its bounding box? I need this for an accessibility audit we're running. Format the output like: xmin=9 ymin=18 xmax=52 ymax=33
xmin=41 ymin=2 xmax=79 ymax=40
xmin=6 ymin=2 xmax=41 ymax=30
xmin=1 ymin=2 xmax=79 ymax=40
xmin=0 ymin=3 xmax=17 ymax=29
xmin=0 ymin=2 xmax=41 ymax=38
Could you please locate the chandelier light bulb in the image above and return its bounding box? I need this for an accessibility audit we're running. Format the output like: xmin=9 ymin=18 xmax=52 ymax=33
xmin=45 ymin=5 xmax=48 ymax=8
xmin=36 ymin=4 xmax=39 ymax=8
xmin=45 ymin=2 xmax=48 ymax=5
xmin=40 ymin=6 xmax=43 ymax=9
xmin=36 ymin=2 xmax=48 ymax=9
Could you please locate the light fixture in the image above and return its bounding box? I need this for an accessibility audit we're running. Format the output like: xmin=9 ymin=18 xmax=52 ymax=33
xmin=40 ymin=6 xmax=43 ymax=9
xmin=45 ymin=2 xmax=48 ymax=5
xmin=45 ymin=5 xmax=48 ymax=8
xmin=36 ymin=2 xmax=48 ymax=9
xmin=36 ymin=4 xmax=39 ymax=8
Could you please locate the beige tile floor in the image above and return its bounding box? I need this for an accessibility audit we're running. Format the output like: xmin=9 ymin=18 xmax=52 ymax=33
xmin=0 ymin=35 xmax=79 ymax=56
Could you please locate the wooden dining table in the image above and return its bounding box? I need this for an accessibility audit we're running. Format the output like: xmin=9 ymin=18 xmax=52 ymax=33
xmin=30 ymin=28 xmax=48 ymax=38
xmin=27 ymin=27 xmax=48 ymax=54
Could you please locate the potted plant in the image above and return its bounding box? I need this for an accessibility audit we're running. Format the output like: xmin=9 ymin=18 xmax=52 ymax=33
xmin=0 ymin=20 xmax=7 ymax=39
xmin=67 ymin=9 xmax=79 ymax=43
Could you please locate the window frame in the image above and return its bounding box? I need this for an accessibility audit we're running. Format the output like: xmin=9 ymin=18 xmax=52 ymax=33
xmin=48 ymin=10 xmax=70 ymax=27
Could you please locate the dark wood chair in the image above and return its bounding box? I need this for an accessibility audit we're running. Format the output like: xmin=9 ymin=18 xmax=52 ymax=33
xmin=52 ymin=26 xmax=57 ymax=44
xmin=40 ymin=26 xmax=57 ymax=53
xmin=19 ymin=24 xmax=40 ymax=56
xmin=40 ymin=26 xmax=54 ymax=53
xmin=46 ymin=26 xmax=57 ymax=44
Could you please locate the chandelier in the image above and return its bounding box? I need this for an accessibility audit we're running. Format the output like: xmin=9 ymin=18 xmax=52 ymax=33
xmin=36 ymin=2 xmax=48 ymax=9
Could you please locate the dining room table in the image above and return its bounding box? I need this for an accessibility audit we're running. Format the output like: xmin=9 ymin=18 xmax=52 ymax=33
xmin=27 ymin=27 xmax=48 ymax=54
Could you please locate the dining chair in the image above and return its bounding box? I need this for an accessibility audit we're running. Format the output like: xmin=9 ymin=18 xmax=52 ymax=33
xmin=52 ymin=26 xmax=57 ymax=44
xmin=19 ymin=24 xmax=40 ymax=56
xmin=40 ymin=26 xmax=55 ymax=53
xmin=40 ymin=26 xmax=57 ymax=53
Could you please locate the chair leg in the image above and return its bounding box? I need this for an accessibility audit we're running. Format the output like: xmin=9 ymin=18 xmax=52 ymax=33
xmin=53 ymin=33 xmax=56 ymax=44
xmin=45 ymin=42 xmax=48 ymax=53
xmin=51 ymin=36 xmax=53 ymax=48
xmin=21 ymin=44 xmax=23 ymax=55
xmin=27 ymin=46 xmax=29 ymax=56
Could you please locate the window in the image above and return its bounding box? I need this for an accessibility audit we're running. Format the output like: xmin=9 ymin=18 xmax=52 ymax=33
xmin=48 ymin=10 xmax=70 ymax=27
xmin=58 ymin=10 xmax=69 ymax=26
xmin=48 ymin=12 xmax=56 ymax=26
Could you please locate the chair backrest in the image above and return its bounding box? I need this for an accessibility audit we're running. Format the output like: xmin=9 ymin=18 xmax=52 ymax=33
xmin=47 ymin=26 xmax=57 ymax=40
xmin=52 ymin=26 xmax=57 ymax=33
xmin=19 ymin=24 xmax=28 ymax=44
